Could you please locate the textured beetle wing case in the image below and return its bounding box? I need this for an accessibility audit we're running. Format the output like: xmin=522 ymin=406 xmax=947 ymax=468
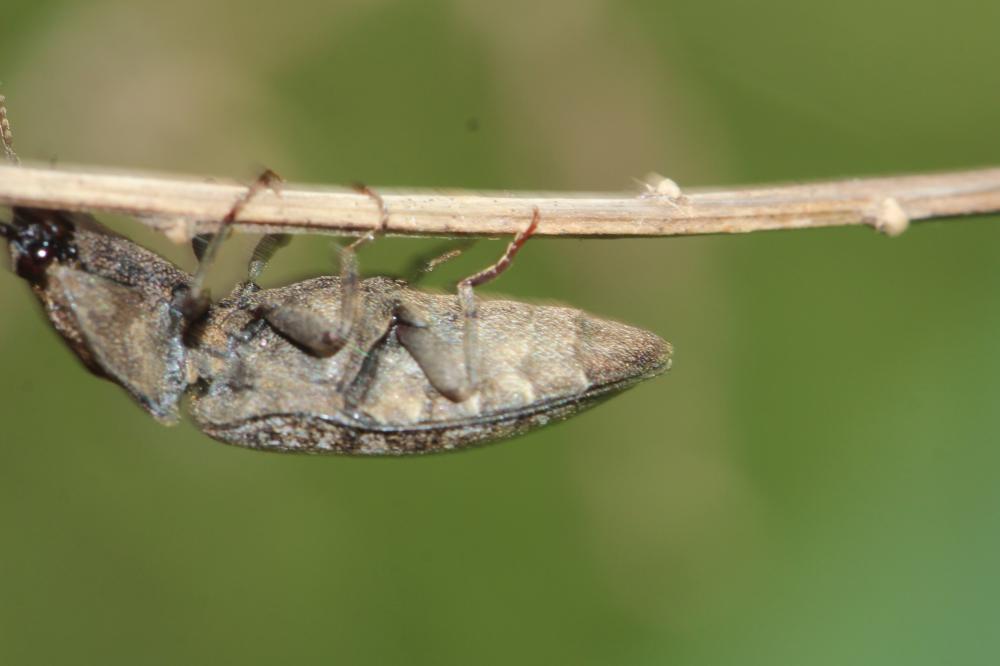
xmin=49 ymin=266 xmax=187 ymax=422
xmin=190 ymin=279 xmax=672 ymax=455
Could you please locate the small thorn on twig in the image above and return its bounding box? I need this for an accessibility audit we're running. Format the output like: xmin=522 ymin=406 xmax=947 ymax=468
xmin=867 ymin=197 xmax=910 ymax=237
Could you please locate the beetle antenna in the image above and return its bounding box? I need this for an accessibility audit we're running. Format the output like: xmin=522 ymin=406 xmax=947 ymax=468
xmin=0 ymin=94 xmax=20 ymax=165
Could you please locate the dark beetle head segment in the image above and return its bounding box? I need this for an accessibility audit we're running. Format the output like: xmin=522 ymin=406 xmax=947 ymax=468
xmin=4 ymin=207 xmax=79 ymax=284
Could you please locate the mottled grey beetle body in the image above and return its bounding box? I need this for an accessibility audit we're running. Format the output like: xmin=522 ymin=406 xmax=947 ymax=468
xmin=192 ymin=276 xmax=668 ymax=454
xmin=3 ymin=207 xmax=671 ymax=455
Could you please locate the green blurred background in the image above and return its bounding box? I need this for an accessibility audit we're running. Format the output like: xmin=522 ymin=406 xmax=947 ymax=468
xmin=2 ymin=0 xmax=999 ymax=664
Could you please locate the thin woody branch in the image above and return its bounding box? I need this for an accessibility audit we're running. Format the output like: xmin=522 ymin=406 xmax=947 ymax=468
xmin=0 ymin=163 xmax=999 ymax=241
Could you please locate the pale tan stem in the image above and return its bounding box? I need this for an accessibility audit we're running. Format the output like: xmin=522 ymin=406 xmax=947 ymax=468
xmin=1 ymin=163 xmax=999 ymax=240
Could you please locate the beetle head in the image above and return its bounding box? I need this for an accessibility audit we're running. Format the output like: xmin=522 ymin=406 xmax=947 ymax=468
xmin=2 ymin=207 xmax=80 ymax=285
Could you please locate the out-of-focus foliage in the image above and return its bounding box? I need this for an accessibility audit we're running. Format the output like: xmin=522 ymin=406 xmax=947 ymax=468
xmin=1 ymin=1 xmax=998 ymax=664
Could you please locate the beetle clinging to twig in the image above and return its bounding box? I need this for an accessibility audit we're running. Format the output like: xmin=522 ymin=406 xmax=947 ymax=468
xmin=0 ymin=96 xmax=671 ymax=454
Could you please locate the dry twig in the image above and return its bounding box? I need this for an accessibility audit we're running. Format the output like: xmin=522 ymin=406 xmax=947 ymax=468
xmin=0 ymin=163 xmax=998 ymax=241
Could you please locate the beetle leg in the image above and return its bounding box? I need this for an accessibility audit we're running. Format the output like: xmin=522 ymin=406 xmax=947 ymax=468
xmin=456 ymin=207 xmax=540 ymax=393
xmin=234 ymin=315 xmax=269 ymax=344
xmin=333 ymin=183 xmax=389 ymax=347
xmin=403 ymin=238 xmax=477 ymax=284
xmin=259 ymin=303 xmax=345 ymax=357
xmin=246 ymin=233 xmax=292 ymax=283
xmin=177 ymin=169 xmax=283 ymax=322
xmin=254 ymin=246 xmax=358 ymax=357
xmin=396 ymin=295 xmax=473 ymax=402
xmin=252 ymin=184 xmax=389 ymax=357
